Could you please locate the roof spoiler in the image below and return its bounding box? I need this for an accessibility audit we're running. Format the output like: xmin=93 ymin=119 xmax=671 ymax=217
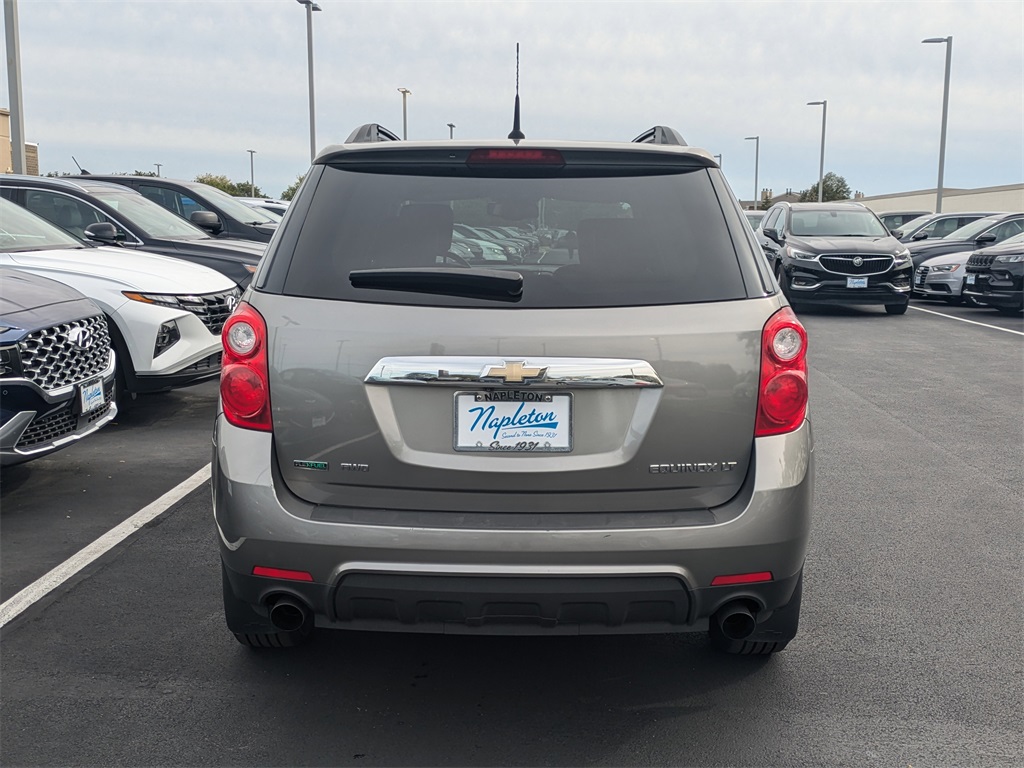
xmin=345 ymin=123 xmax=402 ymax=144
xmin=632 ymin=126 xmax=687 ymax=147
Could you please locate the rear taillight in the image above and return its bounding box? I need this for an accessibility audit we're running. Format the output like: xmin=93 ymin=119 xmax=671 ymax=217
xmin=755 ymin=307 xmax=808 ymax=437
xmin=220 ymin=301 xmax=271 ymax=431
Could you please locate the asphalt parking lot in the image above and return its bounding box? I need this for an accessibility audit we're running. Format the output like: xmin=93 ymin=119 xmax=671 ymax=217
xmin=1 ymin=302 xmax=1021 ymax=767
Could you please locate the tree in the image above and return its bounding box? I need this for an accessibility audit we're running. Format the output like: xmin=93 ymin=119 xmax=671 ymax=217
xmin=759 ymin=190 xmax=773 ymax=210
xmin=131 ymin=170 xmax=157 ymax=177
xmin=194 ymin=173 xmax=265 ymax=198
xmin=280 ymin=174 xmax=306 ymax=201
xmin=798 ymin=172 xmax=851 ymax=202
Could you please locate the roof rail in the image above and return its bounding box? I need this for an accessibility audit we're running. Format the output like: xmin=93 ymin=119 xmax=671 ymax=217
xmin=345 ymin=123 xmax=402 ymax=144
xmin=632 ymin=126 xmax=688 ymax=147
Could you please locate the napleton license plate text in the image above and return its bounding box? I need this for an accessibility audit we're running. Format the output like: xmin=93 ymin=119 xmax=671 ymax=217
xmin=454 ymin=391 xmax=573 ymax=452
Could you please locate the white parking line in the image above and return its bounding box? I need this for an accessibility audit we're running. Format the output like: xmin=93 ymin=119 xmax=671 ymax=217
xmin=0 ymin=463 xmax=212 ymax=629
xmin=909 ymin=305 xmax=1024 ymax=336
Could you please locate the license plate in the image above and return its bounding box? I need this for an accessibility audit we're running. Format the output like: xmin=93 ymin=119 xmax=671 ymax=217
xmin=847 ymin=277 xmax=868 ymax=288
xmin=455 ymin=391 xmax=572 ymax=452
xmin=966 ymin=274 xmax=976 ymax=285
xmin=916 ymin=273 xmax=925 ymax=285
xmin=80 ymin=379 xmax=104 ymax=413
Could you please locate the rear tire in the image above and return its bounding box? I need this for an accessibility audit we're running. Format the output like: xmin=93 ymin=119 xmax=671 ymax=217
xmin=710 ymin=571 xmax=802 ymax=656
xmin=885 ymin=302 xmax=909 ymax=315
xmin=222 ymin=562 xmax=312 ymax=649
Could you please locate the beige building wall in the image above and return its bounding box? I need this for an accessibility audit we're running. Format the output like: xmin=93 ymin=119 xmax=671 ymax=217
xmin=856 ymin=184 xmax=1024 ymax=214
xmin=0 ymin=107 xmax=38 ymax=175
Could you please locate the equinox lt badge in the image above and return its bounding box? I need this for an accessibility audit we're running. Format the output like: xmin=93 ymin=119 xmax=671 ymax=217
xmin=649 ymin=462 xmax=739 ymax=473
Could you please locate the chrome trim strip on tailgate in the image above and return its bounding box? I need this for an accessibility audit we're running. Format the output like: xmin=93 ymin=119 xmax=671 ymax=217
xmin=364 ymin=357 xmax=663 ymax=388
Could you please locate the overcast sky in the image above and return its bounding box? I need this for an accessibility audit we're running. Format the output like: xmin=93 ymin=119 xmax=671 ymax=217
xmin=4 ymin=0 xmax=1022 ymax=202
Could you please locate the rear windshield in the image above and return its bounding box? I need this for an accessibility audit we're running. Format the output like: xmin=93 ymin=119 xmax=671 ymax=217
xmin=281 ymin=167 xmax=747 ymax=308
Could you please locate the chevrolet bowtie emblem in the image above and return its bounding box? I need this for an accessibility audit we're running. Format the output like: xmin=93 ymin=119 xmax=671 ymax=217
xmin=484 ymin=361 xmax=546 ymax=383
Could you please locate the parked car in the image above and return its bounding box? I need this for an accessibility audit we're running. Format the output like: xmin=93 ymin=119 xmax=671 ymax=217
xmin=877 ymin=210 xmax=930 ymax=232
xmin=214 ymin=123 xmax=812 ymax=656
xmin=912 ymin=250 xmax=983 ymax=306
xmin=962 ymin=232 xmax=1024 ymax=314
xmin=907 ymin=213 xmax=1024 ymax=268
xmin=0 ymin=269 xmax=117 ymax=465
xmin=744 ymin=210 xmax=766 ymax=231
xmin=0 ymin=199 xmax=239 ymax=401
xmin=894 ymin=211 xmax=997 ymax=243
xmin=236 ymin=197 xmax=290 ymax=217
xmin=0 ymin=175 xmax=263 ymax=290
xmin=758 ymin=201 xmax=912 ymax=314
xmin=73 ymin=176 xmax=279 ymax=243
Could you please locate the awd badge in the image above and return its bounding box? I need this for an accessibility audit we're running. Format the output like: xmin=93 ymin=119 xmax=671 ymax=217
xmin=293 ymin=460 xmax=328 ymax=471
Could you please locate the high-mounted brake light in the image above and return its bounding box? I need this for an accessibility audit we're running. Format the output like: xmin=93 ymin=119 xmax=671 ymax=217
xmin=220 ymin=301 xmax=272 ymax=431
xmin=467 ymin=148 xmax=565 ymax=165
xmin=755 ymin=307 xmax=808 ymax=437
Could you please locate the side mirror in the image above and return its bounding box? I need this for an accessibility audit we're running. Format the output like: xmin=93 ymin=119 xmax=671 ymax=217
xmin=975 ymin=233 xmax=997 ymax=244
xmin=83 ymin=221 xmax=123 ymax=245
xmin=190 ymin=210 xmax=223 ymax=235
xmin=912 ymin=231 xmax=928 ymax=241
xmin=763 ymin=227 xmax=782 ymax=244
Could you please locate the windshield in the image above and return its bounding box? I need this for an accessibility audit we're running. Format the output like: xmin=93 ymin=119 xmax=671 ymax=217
xmin=281 ymin=166 xmax=747 ymax=308
xmin=744 ymin=212 xmax=765 ymax=230
xmin=895 ymin=214 xmax=932 ymax=235
xmin=789 ymin=209 xmax=888 ymax=237
xmin=192 ymin=184 xmax=278 ymax=225
xmin=942 ymin=216 xmax=1000 ymax=240
xmin=0 ymin=199 xmax=88 ymax=251
xmin=89 ymin=187 xmax=210 ymax=240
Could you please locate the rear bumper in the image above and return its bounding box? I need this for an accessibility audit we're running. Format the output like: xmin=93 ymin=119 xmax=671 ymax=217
xmin=213 ymin=417 xmax=814 ymax=635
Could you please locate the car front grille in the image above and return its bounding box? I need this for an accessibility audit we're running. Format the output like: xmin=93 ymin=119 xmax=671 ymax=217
xmin=16 ymin=389 xmax=114 ymax=449
xmin=819 ymin=255 xmax=895 ymax=276
xmin=183 ymin=290 xmax=240 ymax=335
xmin=967 ymin=252 xmax=996 ymax=268
xmin=179 ymin=352 xmax=222 ymax=374
xmin=18 ymin=315 xmax=112 ymax=391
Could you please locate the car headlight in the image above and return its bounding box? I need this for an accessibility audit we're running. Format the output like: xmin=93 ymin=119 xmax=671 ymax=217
xmin=894 ymin=248 xmax=911 ymax=265
xmin=994 ymin=254 xmax=1024 ymax=263
xmin=786 ymin=247 xmax=817 ymax=261
xmin=928 ymin=264 xmax=960 ymax=273
xmin=122 ymin=292 xmax=207 ymax=311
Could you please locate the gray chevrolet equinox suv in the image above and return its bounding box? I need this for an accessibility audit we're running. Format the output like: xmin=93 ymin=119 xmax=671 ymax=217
xmin=213 ymin=123 xmax=814 ymax=655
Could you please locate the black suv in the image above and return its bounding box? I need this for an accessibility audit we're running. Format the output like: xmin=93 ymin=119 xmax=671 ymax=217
xmin=758 ymin=202 xmax=912 ymax=314
xmin=0 ymin=176 xmax=263 ymax=289
xmin=962 ymin=232 xmax=1024 ymax=314
xmin=71 ymin=176 xmax=279 ymax=243
xmin=1 ymin=268 xmax=117 ymax=465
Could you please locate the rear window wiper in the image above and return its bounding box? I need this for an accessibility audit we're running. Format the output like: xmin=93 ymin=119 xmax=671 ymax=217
xmin=349 ymin=267 xmax=523 ymax=302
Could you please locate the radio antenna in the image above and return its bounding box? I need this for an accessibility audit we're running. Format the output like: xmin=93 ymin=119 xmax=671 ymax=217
xmin=72 ymin=156 xmax=90 ymax=175
xmin=507 ymin=43 xmax=525 ymax=141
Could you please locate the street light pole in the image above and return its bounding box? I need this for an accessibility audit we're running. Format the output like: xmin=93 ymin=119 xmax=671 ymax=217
xmin=247 ymin=149 xmax=256 ymax=196
xmin=296 ymin=0 xmax=321 ymax=163
xmin=398 ymin=88 xmax=411 ymax=140
xmin=154 ymin=163 xmax=162 ymax=177
xmin=923 ymin=36 xmax=953 ymax=213
xmin=807 ymin=100 xmax=827 ymax=202
xmin=744 ymin=136 xmax=760 ymax=209
xmin=447 ymin=122 xmax=455 ymax=139
xmin=713 ymin=153 xmax=722 ymax=168
xmin=4 ymin=0 xmax=26 ymax=174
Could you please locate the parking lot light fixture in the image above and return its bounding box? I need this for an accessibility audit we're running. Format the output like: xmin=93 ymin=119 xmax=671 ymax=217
xmin=922 ymin=36 xmax=953 ymax=213
xmin=247 ymin=150 xmax=256 ymax=197
xmin=398 ymin=88 xmax=412 ymax=140
xmin=744 ymin=136 xmax=760 ymax=210
xmin=447 ymin=122 xmax=455 ymax=139
xmin=807 ymin=100 xmax=827 ymax=203
xmin=296 ymin=0 xmax=321 ymax=163
xmin=714 ymin=153 xmax=722 ymax=168
xmin=154 ymin=163 xmax=162 ymax=177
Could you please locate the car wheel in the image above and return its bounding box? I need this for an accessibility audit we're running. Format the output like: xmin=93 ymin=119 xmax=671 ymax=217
xmin=222 ymin=562 xmax=312 ymax=649
xmin=709 ymin=571 xmax=802 ymax=656
xmin=885 ymin=303 xmax=909 ymax=315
